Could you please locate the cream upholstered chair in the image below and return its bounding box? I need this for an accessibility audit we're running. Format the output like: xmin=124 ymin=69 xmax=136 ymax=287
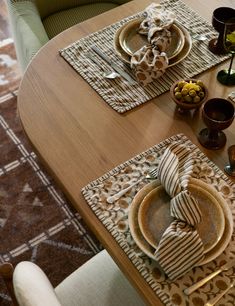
xmin=1 ymin=250 xmax=146 ymax=306
xmin=6 ymin=0 xmax=131 ymax=72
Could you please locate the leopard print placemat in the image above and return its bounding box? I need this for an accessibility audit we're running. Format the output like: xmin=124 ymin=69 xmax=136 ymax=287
xmin=82 ymin=134 xmax=235 ymax=306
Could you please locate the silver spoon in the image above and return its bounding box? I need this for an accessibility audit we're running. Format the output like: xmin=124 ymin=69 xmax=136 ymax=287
xmin=85 ymin=52 xmax=119 ymax=79
xmin=103 ymin=70 xmax=119 ymax=79
xmin=177 ymin=22 xmax=208 ymax=41
xmin=191 ymin=33 xmax=207 ymax=41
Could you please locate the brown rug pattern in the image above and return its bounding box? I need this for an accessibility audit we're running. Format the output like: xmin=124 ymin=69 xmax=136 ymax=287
xmin=0 ymin=91 xmax=102 ymax=305
xmin=0 ymin=3 xmax=102 ymax=304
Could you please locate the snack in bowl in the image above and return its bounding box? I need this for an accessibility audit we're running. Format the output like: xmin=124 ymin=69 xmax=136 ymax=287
xmin=170 ymin=79 xmax=208 ymax=112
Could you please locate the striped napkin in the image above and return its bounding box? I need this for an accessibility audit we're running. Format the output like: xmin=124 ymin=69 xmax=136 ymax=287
xmin=155 ymin=143 xmax=205 ymax=280
xmin=130 ymin=3 xmax=175 ymax=86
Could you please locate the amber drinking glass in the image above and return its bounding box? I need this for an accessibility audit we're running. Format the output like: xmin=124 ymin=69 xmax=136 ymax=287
xmin=208 ymin=7 xmax=235 ymax=55
xmin=198 ymin=98 xmax=235 ymax=150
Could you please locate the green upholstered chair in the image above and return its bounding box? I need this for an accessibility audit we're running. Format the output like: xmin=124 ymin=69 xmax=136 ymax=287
xmin=6 ymin=0 xmax=131 ymax=72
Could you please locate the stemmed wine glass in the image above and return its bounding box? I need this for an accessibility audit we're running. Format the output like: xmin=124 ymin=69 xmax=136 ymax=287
xmin=217 ymin=20 xmax=235 ymax=85
xmin=198 ymin=98 xmax=235 ymax=150
xmin=209 ymin=7 xmax=235 ymax=55
xmin=224 ymin=145 xmax=235 ymax=176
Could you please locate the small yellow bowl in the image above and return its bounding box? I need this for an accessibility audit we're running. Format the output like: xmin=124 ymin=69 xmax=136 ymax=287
xmin=170 ymin=79 xmax=208 ymax=112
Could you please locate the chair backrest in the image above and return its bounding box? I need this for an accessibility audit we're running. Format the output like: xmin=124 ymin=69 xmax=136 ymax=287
xmin=35 ymin=0 xmax=130 ymax=19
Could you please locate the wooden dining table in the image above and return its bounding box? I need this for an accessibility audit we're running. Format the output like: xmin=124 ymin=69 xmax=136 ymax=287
xmin=18 ymin=0 xmax=235 ymax=304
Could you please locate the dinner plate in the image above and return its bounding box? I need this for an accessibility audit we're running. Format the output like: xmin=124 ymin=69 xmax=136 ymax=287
xmin=114 ymin=21 xmax=192 ymax=68
xmin=118 ymin=19 xmax=185 ymax=60
xmin=128 ymin=178 xmax=233 ymax=265
xmin=138 ymin=182 xmax=225 ymax=254
xmin=128 ymin=180 xmax=160 ymax=259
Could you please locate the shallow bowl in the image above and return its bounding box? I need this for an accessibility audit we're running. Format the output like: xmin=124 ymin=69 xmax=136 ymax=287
xmin=170 ymin=78 xmax=208 ymax=112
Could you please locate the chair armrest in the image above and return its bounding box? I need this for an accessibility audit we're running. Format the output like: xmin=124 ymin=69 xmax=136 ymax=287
xmin=13 ymin=261 xmax=62 ymax=306
xmin=6 ymin=0 xmax=49 ymax=72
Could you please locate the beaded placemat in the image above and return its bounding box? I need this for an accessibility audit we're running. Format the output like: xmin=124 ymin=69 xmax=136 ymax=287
xmin=82 ymin=134 xmax=235 ymax=306
xmin=60 ymin=0 xmax=229 ymax=113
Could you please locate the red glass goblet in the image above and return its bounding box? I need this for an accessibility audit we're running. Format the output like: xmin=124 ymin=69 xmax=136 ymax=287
xmin=198 ymin=98 xmax=235 ymax=150
xmin=208 ymin=7 xmax=235 ymax=55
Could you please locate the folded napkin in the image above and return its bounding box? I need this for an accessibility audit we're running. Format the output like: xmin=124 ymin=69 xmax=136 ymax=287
xmin=130 ymin=3 xmax=175 ymax=86
xmin=154 ymin=143 xmax=205 ymax=280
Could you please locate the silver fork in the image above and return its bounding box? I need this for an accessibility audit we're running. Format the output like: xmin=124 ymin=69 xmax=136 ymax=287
xmin=106 ymin=167 xmax=158 ymax=204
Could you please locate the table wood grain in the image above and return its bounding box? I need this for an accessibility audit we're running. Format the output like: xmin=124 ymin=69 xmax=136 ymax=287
xmin=18 ymin=0 xmax=235 ymax=304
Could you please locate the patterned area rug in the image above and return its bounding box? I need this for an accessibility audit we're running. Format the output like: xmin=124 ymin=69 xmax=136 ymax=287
xmin=0 ymin=94 xmax=102 ymax=305
xmin=0 ymin=3 xmax=101 ymax=304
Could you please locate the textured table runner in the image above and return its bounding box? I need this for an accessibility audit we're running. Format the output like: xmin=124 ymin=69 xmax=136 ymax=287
xmin=60 ymin=0 xmax=229 ymax=113
xmin=82 ymin=134 xmax=235 ymax=306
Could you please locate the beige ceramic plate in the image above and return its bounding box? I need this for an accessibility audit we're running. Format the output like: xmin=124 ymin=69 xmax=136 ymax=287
xmin=128 ymin=180 xmax=160 ymax=259
xmin=138 ymin=181 xmax=225 ymax=254
xmin=128 ymin=178 xmax=233 ymax=265
xmin=114 ymin=21 xmax=192 ymax=68
xmin=119 ymin=19 xmax=185 ymax=60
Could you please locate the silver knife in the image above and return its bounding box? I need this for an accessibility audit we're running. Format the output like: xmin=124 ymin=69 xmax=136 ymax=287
xmin=91 ymin=45 xmax=136 ymax=85
xmin=184 ymin=259 xmax=235 ymax=296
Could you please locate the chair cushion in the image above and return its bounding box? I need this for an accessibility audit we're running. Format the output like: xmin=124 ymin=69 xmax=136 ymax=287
xmin=55 ymin=250 xmax=146 ymax=306
xmin=42 ymin=3 xmax=118 ymax=39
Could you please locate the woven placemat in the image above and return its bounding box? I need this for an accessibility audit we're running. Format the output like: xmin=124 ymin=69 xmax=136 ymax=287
xmin=60 ymin=0 xmax=229 ymax=114
xmin=82 ymin=134 xmax=235 ymax=306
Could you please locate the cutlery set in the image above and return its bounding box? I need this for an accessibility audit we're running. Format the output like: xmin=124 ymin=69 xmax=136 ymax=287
xmin=184 ymin=258 xmax=235 ymax=296
xmin=86 ymin=52 xmax=119 ymax=79
xmin=90 ymin=45 xmax=136 ymax=85
xmin=106 ymin=167 xmax=158 ymax=204
xmin=205 ymin=279 xmax=235 ymax=306
xmin=184 ymin=259 xmax=235 ymax=305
